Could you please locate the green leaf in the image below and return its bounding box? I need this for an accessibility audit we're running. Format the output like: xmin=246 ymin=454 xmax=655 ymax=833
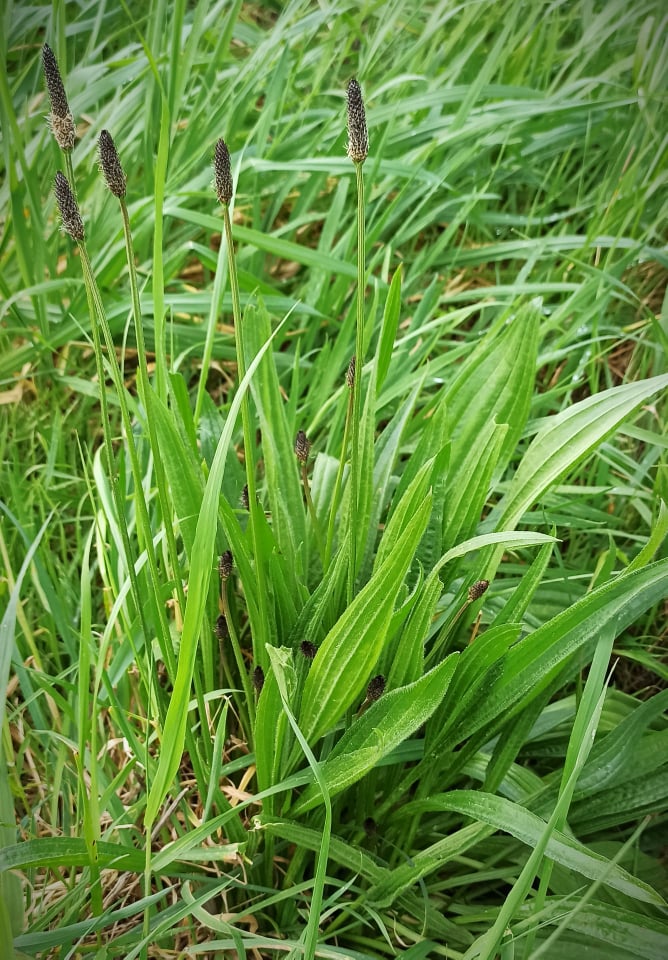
xmin=575 ymin=690 xmax=668 ymax=799
xmin=145 ymin=320 xmax=285 ymax=828
xmin=438 ymin=530 xmax=557 ymax=567
xmin=494 ymin=373 xmax=668 ymax=531
xmin=491 ymin=536 xmax=555 ymax=627
xmin=445 ymin=301 xmax=539 ymax=472
xmin=442 ymin=419 xmax=507 ymax=552
xmin=243 ymin=301 xmax=306 ymax=575
xmin=422 ymin=791 xmax=665 ymax=905
xmin=374 ymin=456 xmax=435 ymax=572
xmin=147 ymin=390 xmax=203 ymax=557
xmin=361 ymin=379 xmax=422 ymax=578
xmin=0 ymin=838 xmax=144 ymax=873
xmin=534 ymin=901 xmax=668 ymax=960
xmin=387 ymin=566 xmax=443 ymax=688
xmin=376 ymin=264 xmax=403 ymax=393
xmin=299 ymin=496 xmax=432 ymax=744
xmin=292 ymin=653 xmax=458 ymax=814
xmin=254 ymin=650 xmax=293 ymax=801
xmin=448 ymin=559 xmax=668 ymax=748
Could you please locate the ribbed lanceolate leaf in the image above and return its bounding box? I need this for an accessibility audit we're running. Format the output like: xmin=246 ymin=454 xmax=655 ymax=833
xmin=376 ymin=265 xmax=402 ymax=393
xmin=387 ymin=565 xmax=444 ymax=688
xmin=145 ymin=328 xmax=282 ymax=828
xmin=368 ymin=790 xmax=665 ymax=910
xmin=535 ymin=902 xmax=668 ymax=960
xmin=445 ymin=300 xmax=539 ymax=472
xmin=242 ymin=302 xmax=306 ymax=576
xmin=427 ymin=623 xmax=522 ymax=752
xmin=493 ymin=373 xmax=668 ymax=531
xmin=374 ymin=457 xmax=435 ymax=572
xmin=411 ymin=791 xmax=665 ymax=905
xmin=298 ymin=497 xmax=432 ymax=744
xmin=147 ymin=389 xmax=203 ymax=557
xmin=574 ymin=690 xmax=668 ymax=799
xmin=255 ymin=646 xmax=298 ymax=811
xmin=360 ymin=379 xmax=422 ymax=579
xmin=446 ymin=559 xmax=668 ymax=749
xmin=491 ymin=537 xmax=554 ymax=627
xmin=292 ymin=653 xmax=458 ymax=814
xmin=442 ymin=419 xmax=507 ymax=553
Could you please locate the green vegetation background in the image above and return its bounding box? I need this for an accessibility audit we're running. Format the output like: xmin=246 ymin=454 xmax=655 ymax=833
xmin=1 ymin=1 xmax=667 ymax=958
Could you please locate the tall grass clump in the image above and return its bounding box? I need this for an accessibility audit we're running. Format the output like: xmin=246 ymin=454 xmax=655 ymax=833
xmin=1 ymin=3 xmax=667 ymax=959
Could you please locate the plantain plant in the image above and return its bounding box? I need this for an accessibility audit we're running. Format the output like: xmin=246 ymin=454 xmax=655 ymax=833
xmin=2 ymin=6 xmax=667 ymax=959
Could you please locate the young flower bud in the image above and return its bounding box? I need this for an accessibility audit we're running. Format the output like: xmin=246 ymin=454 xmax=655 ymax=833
xmin=346 ymin=355 xmax=356 ymax=389
xmin=366 ymin=674 xmax=386 ymax=702
xmin=214 ymin=138 xmax=233 ymax=204
xmin=252 ymin=665 xmax=265 ymax=693
xmin=98 ymin=129 xmax=127 ymax=198
xmin=42 ymin=43 xmax=76 ymax=151
xmin=218 ymin=550 xmax=233 ymax=580
xmin=468 ymin=580 xmax=489 ymax=602
xmin=346 ymin=78 xmax=368 ymax=164
xmin=53 ymin=171 xmax=84 ymax=241
xmin=294 ymin=430 xmax=311 ymax=464
xmin=300 ymin=640 xmax=318 ymax=660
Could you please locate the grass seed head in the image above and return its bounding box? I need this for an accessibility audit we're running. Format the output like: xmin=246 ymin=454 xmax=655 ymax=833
xmin=468 ymin=579 xmax=489 ymax=602
xmin=252 ymin=665 xmax=265 ymax=693
xmin=54 ymin=171 xmax=84 ymax=241
xmin=241 ymin=483 xmax=250 ymax=511
xmin=366 ymin=674 xmax=386 ymax=702
xmin=98 ymin=129 xmax=127 ymax=198
xmin=215 ymin=614 xmax=229 ymax=641
xmin=346 ymin=78 xmax=368 ymax=164
xmin=42 ymin=43 xmax=76 ymax=150
xmin=214 ymin=138 xmax=233 ymax=204
xmin=294 ymin=429 xmax=311 ymax=464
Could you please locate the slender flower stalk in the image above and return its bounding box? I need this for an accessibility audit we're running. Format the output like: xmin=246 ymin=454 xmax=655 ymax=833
xmin=346 ymin=78 xmax=368 ymax=601
xmin=53 ymin=170 xmax=169 ymax=939
xmin=97 ymin=129 xmax=192 ymax=676
xmin=218 ymin=558 xmax=254 ymax=735
xmin=214 ymin=138 xmax=271 ymax=662
xmin=325 ymin=364 xmax=355 ymax=568
xmin=295 ymin=430 xmax=326 ymax=566
xmin=55 ymin=173 xmax=176 ymax=684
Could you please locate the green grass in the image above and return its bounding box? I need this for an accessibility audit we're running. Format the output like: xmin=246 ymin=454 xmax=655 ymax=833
xmin=1 ymin=1 xmax=667 ymax=958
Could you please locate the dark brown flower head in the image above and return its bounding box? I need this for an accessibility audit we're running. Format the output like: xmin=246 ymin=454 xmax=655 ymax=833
xmin=215 ymin=614 xmax=229 ymax=641
xmin=240 ymin=484 xmax=250 ymax=511
xmin=42 ymin=43 xmax=75 ymax=150
xmin=468 ymin=580 xmax=489 ymax=602
xmin=346 ymin=78 xmax=368 ymax=164
xmin=294 ymin=430 xmax=311 ymax=464
xmin=366 ymin=674 xmax=386 ymax=702
xmin=219 ymin=550 xmax=233 ymax=580
xmin=214 ymin=138 xmax=233 ymax=204
xmin=54 ymin=171 xmax=84 ymax=241
xmin=252 ymin=665 xmax=265 ymax=693
xmin=98 ymin=129 xmax=127 ymax=198
xmin=346 ymin=355 xmax=356 ymax=389
xmin=300 ymin=640 xmax=318 ymax=660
